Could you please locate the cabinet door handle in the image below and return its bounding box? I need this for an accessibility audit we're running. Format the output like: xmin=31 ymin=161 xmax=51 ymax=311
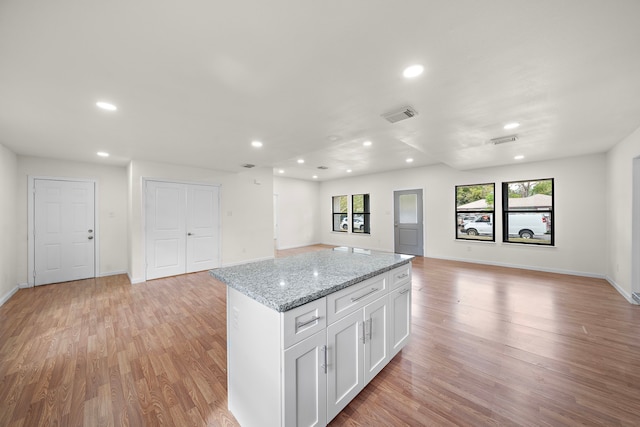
xmin=321 ymin=345 xmax=328 ymax=374
xmin=361 ymin=321 xmax=366 ymax=344
xmin=399 ymin=289 xmax=410 ymax=295
xmin=351 ymin=287 xmax=379 ymax=302
xmin=296 ymin=316 xmax=320 ymax=328
xmin=367 ymin=318 xmax=372 ymax=341
xmin=397 ymin=273 xmax=409 ymax=279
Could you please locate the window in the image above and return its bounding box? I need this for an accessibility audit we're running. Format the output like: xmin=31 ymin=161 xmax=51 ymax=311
xmin=456 ymin=183 xmax=495 ymax=241
xmin=502 ymin=178 xmax=554 ymax=245
xmin=332 ymin=195 xmax=347 ymax=232
xmin=352 ymin=194 xmax=370 ymax=234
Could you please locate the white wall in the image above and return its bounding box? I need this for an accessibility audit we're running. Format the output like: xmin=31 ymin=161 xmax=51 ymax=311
xmin=273 ymin=177 xmax=320 ymax=249
xmin=320 ymin=154 xmax=607 ymax=277
xmin=127 ymin=161 xmax=274 ymax=283
xmin=16 ymin=156 xmax=128 ymax=284
xmin=606 ymin=125 xmax=640 ymax=301
xmin=0 ymin=144 xmax=18 ymax=305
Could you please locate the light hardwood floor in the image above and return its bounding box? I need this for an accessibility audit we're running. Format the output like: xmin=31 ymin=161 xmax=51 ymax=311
xmin=1 ymin=245 xmax=640 ymax=426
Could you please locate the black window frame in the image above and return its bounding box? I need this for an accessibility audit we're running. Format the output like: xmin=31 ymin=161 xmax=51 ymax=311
xmin=502 ymin=178 xmax=554 ymax=246
xmin=455 ymin=183 xmax=496 ymax=242
xmin=332 ymin=195 xmax=348 ymax=232
xmin=351 ymin=193 xmax=370 ymax=234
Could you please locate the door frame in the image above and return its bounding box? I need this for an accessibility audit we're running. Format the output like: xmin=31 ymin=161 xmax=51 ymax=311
xmin=142 ymin=177 xmax=222 ymax=281
xmin=27 ymin=176 xmax=99 ymax=287
xmin=392 ymin=187 xmax=425 ymax=256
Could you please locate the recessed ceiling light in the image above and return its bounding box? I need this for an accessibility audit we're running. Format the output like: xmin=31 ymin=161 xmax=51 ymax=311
xmin=96 ymin=101 xmax=117 ymax=111
xmin=251 ymin=140 xmax=263 ymax=148
xmin=346 ymin=169 xmax=352 ymax=173
xmin=97 ymin=151 xmax=109 ymax=157
xmin=363 ymin=140 xmax=372 ymax=147
xmin=278 ymin=169 xmax=285 ymax=174
xmin=403 ymin=64 xmax=424 ymax=78
xmin=406 ymin=158 xmax=414 ymax=163
xmin=297 ymin=159 xmax=305 ymax=164
xmin=312 ymin=175 xmax=318 ymax=179
xmin=514 ymin=155 xmax=525 ymax=160
xmin=504 ymin=122 xmax=520 ymax=130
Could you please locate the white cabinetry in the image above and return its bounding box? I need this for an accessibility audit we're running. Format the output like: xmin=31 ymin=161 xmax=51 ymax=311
xmin=284 ymin=330 xmax=327 ymax=427
xmin=226 ymin=263 xmax=411 ymax=427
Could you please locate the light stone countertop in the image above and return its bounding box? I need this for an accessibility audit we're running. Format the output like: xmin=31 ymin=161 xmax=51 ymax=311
xmin=209 ymin=247 xmax=413 ymax=312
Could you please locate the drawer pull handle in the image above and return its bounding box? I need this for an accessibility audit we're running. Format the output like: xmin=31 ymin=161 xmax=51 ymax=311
xmin=321 ymin=345 xmax=328 ymax=373
xmin=351 ymin=287 xmax=379 ymax=302
xmin=297 ymin=316 xmax=320 ymax=328
xmin=397 ymin=273 xmax=409 ymax=279
xmin=399 ymin=289 xmax=410 ymax=295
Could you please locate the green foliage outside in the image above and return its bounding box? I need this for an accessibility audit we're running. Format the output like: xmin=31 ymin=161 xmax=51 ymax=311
xmin=508 ymin=180 xmax=552 ymax=198
xmin=456 ymin=184 xmax=494 ymax=209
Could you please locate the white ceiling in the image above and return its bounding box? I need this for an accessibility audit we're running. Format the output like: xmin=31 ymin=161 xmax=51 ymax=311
xmin=1 ymin=0 xmax=640 ymax=181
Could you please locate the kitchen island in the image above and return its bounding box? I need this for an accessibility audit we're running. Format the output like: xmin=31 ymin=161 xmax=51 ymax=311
xmin=210 ymin=247 xmax=413 ymax=427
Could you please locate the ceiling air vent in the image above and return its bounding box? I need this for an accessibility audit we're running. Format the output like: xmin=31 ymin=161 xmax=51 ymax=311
xmin=317 ymin=166 xmax=329 ymax=170
xmin=382 ymin=106 xmax=418 ymax=123
xmin=490 ymin=134 xmax=518 ymax=145
xmin=241 ymin=163 xmax=255 ymax=168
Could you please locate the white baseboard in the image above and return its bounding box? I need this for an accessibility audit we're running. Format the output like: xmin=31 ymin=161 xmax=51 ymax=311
xmin=18 ymin=282 xmax=31 ymax=289
xmin=276 ymin=242 xmax=322 ymax=251
xmin=431 ymin=255 xmax=606 ymax=279
xmin=605 ymin=276 xmax=635 ymax=304
xmin=0 ymin=285 xmax=19 ymax=307
xmin=221 ymin=255 xmax=275 ymax=268
xmin=127 ymin=272 xmax=145 ymax=284
xmin=97 ymin=270 xmax=127 ymax=278
xmin=431 ymin=255 xmax=638 ymax=304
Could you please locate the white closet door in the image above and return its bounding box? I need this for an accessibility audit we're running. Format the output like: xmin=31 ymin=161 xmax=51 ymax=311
xmin=186 ymin=184 xmax=219 ymax=273
xmin=34 ymin=179 xmax=95 ymax=286
xmin=146 ymin=181 xmax=187 ymax=280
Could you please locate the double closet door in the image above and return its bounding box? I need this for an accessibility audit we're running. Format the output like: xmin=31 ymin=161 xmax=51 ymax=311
xmin=145 ymin=180 xmax=220 ymax=280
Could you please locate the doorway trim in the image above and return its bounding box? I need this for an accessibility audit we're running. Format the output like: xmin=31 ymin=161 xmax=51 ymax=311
xmin=27 ymin=175 xmax=99 ymax=287
xmin=632 ymin=158 xmax=640 ymax=302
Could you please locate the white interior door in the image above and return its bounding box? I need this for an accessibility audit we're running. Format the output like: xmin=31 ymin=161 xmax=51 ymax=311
xmin=186 ymin=184 xmax=219 ymax=273
xmin=34 ymin=179 xmax=95 ymax=286
xmin=146 ymin=180 xmax=220 ymax=280
xmin=146 ymin=181 xmax=187 ymax=280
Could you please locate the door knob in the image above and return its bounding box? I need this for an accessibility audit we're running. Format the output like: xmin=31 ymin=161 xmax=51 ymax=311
xmin=187 ymin=232 xmax=193 ymax=236
xmin=88 ymin=236 xmax=94 ymax=240
xmin=88 ymin=229 xmax=93 ymax=233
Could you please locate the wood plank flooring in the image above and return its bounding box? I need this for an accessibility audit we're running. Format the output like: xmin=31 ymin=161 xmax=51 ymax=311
xmin=1 ymin=245 xmax=640 ymax=426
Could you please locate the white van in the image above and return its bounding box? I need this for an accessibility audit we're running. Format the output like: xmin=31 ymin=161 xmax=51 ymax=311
xmin=464 ymin=213 xmax=548 ymax=239
xmin=506 ymin=213 xmax=548 ymax=238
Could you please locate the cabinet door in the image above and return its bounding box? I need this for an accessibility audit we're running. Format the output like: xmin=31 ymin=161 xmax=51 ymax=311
xmin=364 ymin=295 xmax=390 ymax=383
xmin=389 ymin=282 xmax=412 ymax=357
xmin=326 ymin=310 xmax=364 ymax=422
xmin=284 ymin=331 xmax=327 ymax=427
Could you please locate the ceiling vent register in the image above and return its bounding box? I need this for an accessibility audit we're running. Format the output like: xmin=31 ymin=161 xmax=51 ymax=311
xmin=382 ymin=106 xmax=418 ymax=123
xmin=490 ymin=135 xmax=519 ymax=145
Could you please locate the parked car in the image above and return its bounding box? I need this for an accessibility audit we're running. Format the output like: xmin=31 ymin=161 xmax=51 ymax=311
xmin=463 ymin=214 xmax=493 ymax=235
xmin=457 ymin=215 xmax=477 ymax=229
xmin=341 ymin=215 xmax=364 ymax=230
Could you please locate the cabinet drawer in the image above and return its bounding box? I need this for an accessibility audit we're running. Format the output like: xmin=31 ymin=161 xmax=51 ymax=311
xmin=327 ymin=274 xmax=388 ymax=324
xmin=389 ymin=263 xmax=411 ymax=290
xmin=282 ymin=297 xmax=327 ymax=348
